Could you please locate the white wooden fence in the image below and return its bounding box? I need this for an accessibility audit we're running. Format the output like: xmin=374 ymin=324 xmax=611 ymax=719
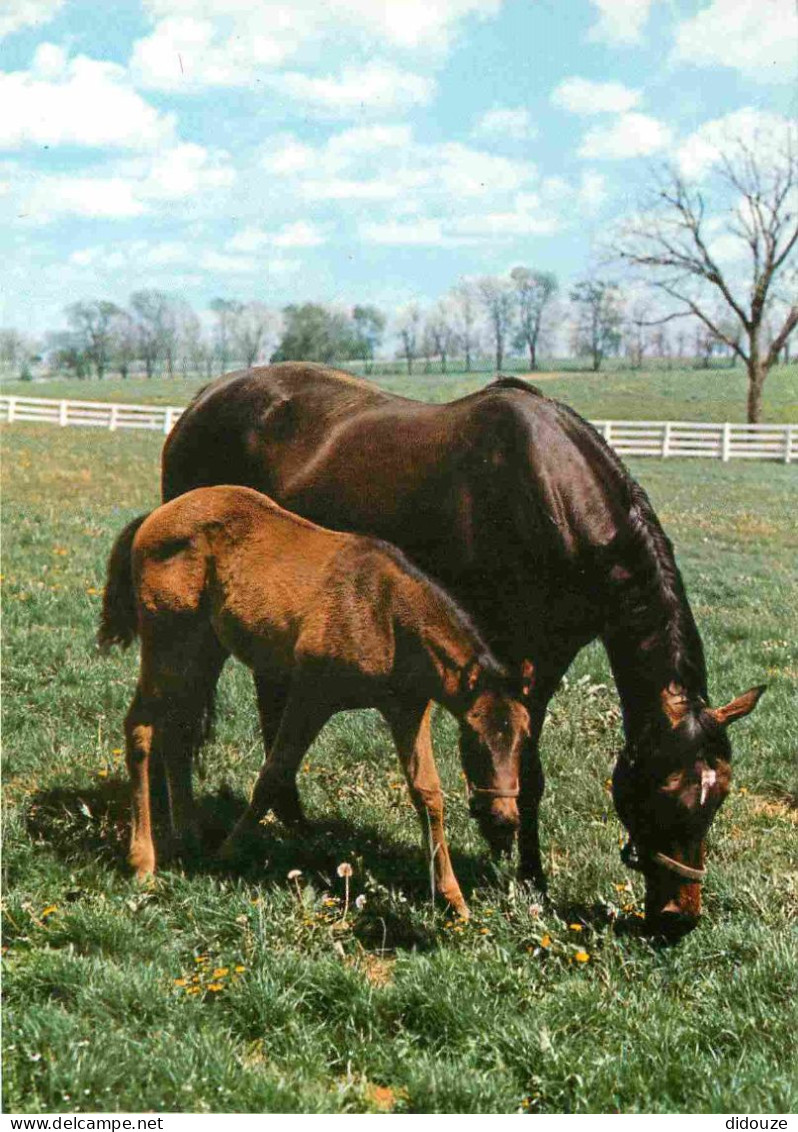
xmin=1 ymin=394 xmax=795 ymax=463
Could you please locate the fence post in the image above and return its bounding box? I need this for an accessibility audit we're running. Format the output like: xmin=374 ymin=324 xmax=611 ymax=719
xmin=59 ymin=400 xmax=68 ymax=426
xmin=604 ymin=421 xmax=613 ymax=448
xmin=786 ymin=425 xmax=794 ymax=465
xmin=7 ymin=397 xmax=16 ymax=423
xmin=109 ymin=404 xmax=118 ymax=432
xmin=163 ymin=407 xmax=175 ymax=435
xmin=721 ymin=422 xmax=732 ymax=462
xmin=662 ymin=421 xmax=671 ymax=459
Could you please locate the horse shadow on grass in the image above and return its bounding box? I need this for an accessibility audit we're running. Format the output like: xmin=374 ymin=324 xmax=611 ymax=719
xmin=24 ymin=777 xmax=520 ymax=952
xmin=24 ymin=779 xmax=669 ymax=949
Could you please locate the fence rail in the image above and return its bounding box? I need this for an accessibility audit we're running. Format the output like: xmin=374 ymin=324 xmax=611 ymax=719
xmin=1 ymin=395 xmax=795 ymax=463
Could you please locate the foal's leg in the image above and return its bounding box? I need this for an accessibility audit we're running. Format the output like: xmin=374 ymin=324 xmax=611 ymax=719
xmin=220 ymin=680 xmax=330 ymax=858
xmin=124 ymin=684 xmax=157 ymax=880
xmin=386 ymin=700 xmax=469 ymax=919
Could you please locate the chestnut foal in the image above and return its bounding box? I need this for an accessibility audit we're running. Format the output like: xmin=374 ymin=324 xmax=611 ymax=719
xmin=100 ymin=485 xmax=531 ymax=917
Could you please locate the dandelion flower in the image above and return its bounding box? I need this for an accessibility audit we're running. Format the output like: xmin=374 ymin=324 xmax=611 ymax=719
xmin=539 ymin=934 xmax=552 ymax=948
xmin=41 ymin=905 xmax=58 ymax=919
xmin=97 ymin=769 xmax=109 ymax=779
xmin=287 ymin=869 xmax=302 ymax=880
xmin=206 ymin=983 xmax=223 ymax=993
xmin=337 ymin=863 xmax=353 ymax=923
xmin=569 ymin=923 xmax=583 ymax=932
xmin=575 ymin=951 xmax=590 ymax=963
xmin=355 ymin=894 xmax=367 ymax=910
xmin=212 ymin=967 xmax=229 ymax=979
xmin=234 ymin=965 xmax=246 ymax=973
xmin=174 ymin=978 xmax=188 ymax=987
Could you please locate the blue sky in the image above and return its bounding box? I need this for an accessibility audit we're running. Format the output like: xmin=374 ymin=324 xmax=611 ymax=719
xmin=1 ymin=0 xmax=795 ymax=334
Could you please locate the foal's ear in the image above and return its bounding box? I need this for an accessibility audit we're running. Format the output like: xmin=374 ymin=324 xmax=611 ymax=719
xmin=519 ymin=659 xmax=535 ymax=698
xmin=707 ymin=685 xmax=766 ymax=727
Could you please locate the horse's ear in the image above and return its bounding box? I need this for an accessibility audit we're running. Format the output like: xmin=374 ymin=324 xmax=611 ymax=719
xmin=461 ymin=658 xmax=483 ymax=696
xmin=520 ymin=659 xmax=535 ymax=698
xmin=707 ymin=685 xmax=766 ymax=727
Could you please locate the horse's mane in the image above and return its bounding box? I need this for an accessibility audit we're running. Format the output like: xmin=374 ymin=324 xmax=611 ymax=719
xmin=487 ymin=375 xmax=707 ymax=697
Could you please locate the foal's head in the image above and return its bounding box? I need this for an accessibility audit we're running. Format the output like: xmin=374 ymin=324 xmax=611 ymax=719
xmin=613 ymin=683 xmax=765 ymax=937
xmin=457 ymin=658 xmax=532 ymax=856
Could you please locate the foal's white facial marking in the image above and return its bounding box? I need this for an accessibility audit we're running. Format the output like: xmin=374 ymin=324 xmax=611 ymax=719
xmin=700 ymin=766 xmax=717 ymax=807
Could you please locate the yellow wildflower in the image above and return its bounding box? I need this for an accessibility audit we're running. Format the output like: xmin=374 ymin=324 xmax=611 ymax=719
xmin=41 ymin=905 xmax=58 ymax=918
xmin=212 ymin=967 xmax=229 ymax=978
xmin=575 ymin=951 xmax=590 ymax=963
xmin=540 ymin=934 xmax=552 ymax=948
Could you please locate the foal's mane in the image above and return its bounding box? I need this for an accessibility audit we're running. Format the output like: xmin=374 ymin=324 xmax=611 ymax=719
xmin=486 ymin=376 xmax=707 ymax=697
xmin=366 ymin=535 xmax=509 ymax=684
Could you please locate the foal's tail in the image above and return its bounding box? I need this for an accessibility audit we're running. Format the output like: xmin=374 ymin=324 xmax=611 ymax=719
xmin=98 ymin=514 xmax=148 ymax=653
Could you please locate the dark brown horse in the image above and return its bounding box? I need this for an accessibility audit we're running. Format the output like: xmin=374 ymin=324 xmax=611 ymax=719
xmin=99 ymin=485 xmax=532 ymax=917
xmin=145 ymin=362 xmax=763 ymax=934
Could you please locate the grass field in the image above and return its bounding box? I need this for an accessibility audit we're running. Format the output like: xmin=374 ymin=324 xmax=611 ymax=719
xmin=3 ymin=360 xmax=798 ymax=423
xmin=2 ymin=413 xmax=797 ymax=1114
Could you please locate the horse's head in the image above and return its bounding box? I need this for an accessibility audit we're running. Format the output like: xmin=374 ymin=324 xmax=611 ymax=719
xmin=613 ymin=683 xmax=765 ymax=937
xmin=458 ymin=658 xmax=532 ymax=856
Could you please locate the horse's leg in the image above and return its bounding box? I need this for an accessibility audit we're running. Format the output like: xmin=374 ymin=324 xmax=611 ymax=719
xmin=219 ymin=680 xmax=330 ymax=857
xmin=385 ymin=699 xmax=469 ymax=919
xmin=517 ymin=656 xmax=577 ymax=892
xmin=124 ymin=684 xmax=157 ymax=880
xmin=159 ymin=633 xmax=228 ymax=859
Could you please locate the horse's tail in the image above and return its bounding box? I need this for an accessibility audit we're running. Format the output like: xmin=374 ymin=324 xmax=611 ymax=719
xmin=98 ymin=514 xmax=148 ymax=653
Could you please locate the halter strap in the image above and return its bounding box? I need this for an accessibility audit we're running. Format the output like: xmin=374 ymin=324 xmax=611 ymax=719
xmin=652 ymin=852 xmax=707 ymax=883
xmin=621 ymin=840 xmax=706 ymax=883
xmin=469 ymin=785 xmax=520 ymax=799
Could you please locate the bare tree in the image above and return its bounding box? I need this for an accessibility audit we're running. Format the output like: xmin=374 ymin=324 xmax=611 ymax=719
xmin=613 ymin=131 xmax=797 ymax=421
xmin=510 ymin=267 xmax=558 ymax=371
xmin=109 ymin=310 xmax=137 ymax=379
xmin=65 ymin=300 xmax=122 ymax=379
xmin=449 ymin=280 xmax=479 ymax=372
xmin=396 ymin=304 xmax=422 ymax=375
xmin=624 ymin=298 xmax=653 ymax=369
xmin=427 ymin=301 xmax=457 ymax=373
xmin=130 ymin=290 xmax=172 ymax=379
xmin=234 ymin=302 xmax=279 ymax=368
xmin=570 ymin=279 xmax=624 ymax=371
xmin=0 ymin=329 xmax=25 ymax=376
xmin=478 ymin=276 xmax=515 ymax=372
xmin=210 ymin=298 xmax=244 ymax=375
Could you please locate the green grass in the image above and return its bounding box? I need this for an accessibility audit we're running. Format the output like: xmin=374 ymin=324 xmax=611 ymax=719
xmin=4 ymin=361 xmax=798 ymax=422
xmin=2 ymin=422 xmax=797 ymax=1114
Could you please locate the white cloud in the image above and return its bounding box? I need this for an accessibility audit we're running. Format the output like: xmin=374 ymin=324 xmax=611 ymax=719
xmin=471 ymin=107 xmax=536 ymax=141
xmin=67 ymin=238 xmax=301 ymax=280
xmin=273 ymin=61 xmax=435 ymax=117
xmin=0 ymin=0 xmax=63 ymax=40
xmin=587 ymin=0 xmax=654 ymax=45
xmin=360 ymin=192 xmax=560 ymax=246
xmin=16 ymin=142 xmax=235 ymax=222
xmin=578 ymin=112 xmax=671 ymax=159
xmin=551 ymin=76 xmax=640 ymax=115
xmin=130 ymin=14 xmax=302 ymax=91
xmin=0 ymin=44 xmax=176 ymax=150
xmin=261 ymin=128 xmax=538 ymax=209
xmin=229 ymin=221 xmax=327 ymax=252
xmin=133 ymin=0 xmax=502 ymax=92
xmin=678 ymin=109 xmax=796 ymax=178
xmin=360 ymin=218 xmax=447 ymax=245
xmin=672 ymin=0 xmax=796 ymax=83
